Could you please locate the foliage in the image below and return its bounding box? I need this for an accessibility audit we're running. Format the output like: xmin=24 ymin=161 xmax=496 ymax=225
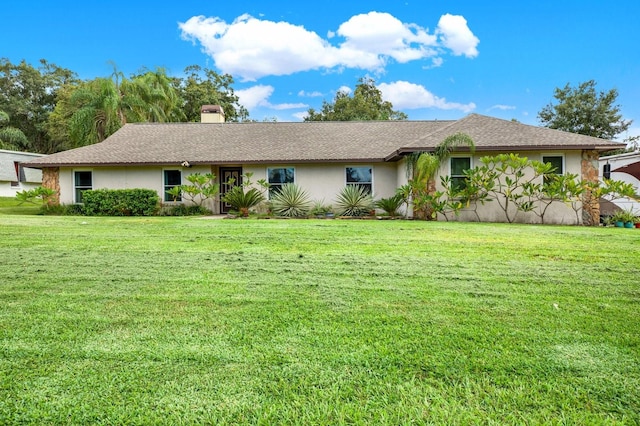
xmin=157 ymin=204 xmax=210 ymax=216
xmin=0 ymin=110 xmax=29 ymax=150
xmin=270 ymin=183 xmax=311 ymax=217
xmin=82 ymin=188 xmax=159 ymax=216
xmin=581 ymin=178 xmax=639 ymax=225
xmin=532 ymin=172 xmax=580 ymax=224
xmin=457 ymin=167 xmax=493 ymax=222
xmin=404 ymin=133 xmax=476 ymax=220
xmin=610 ymin=209 xmax=636 ymax=224
xmin=309 ymin=200 xmax=333 ymax=216
xmin=305 ymin=77 xmax=407 ymax=121
xmin=335 ymin=185 xmax=374 ymax=216
xmin=175 ymin=65 xmax=248 ymax=122
xmin=15 ymin=186 xmax=56 ymax=206
xmin=171 ymin=172 xmax=219 ymax=208
xmin=0 ymin=218 xmax=639 ymax=424
xmin=374 ymin=194 xmax=405 ymax=217
xmin=538 ymin=80 xmax=632 ymax=140
xmin=221 ymin=172 xmax=269 ymax=216
xmin=0 ymin=58 xmax=79 ymax=153
xmin=47 ymin=64 xmax=249 ymax=150
xmin=473 ymin=154 xmax=554 ymax=223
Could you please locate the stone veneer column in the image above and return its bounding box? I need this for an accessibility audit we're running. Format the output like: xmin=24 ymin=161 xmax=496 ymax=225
xmin=42 ymin=167 xmax=60 ymax=205
xmin=581 ymin=150 xmax=600 ymax=226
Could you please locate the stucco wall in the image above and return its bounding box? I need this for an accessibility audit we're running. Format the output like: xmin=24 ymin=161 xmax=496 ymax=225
xmin=59 ymin=166 xmax=216 ymax=210
xmin=244 ymin=162 xmax=399 ymax=207
xmin=433 ymin=151 xmax=584 ymax=224
xmin=59 ymin=163 xmax=400 ymax=213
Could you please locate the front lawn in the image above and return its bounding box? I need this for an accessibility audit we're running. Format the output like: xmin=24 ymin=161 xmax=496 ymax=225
xmin=0 ymin=196 xmax=40 ymax=215
xmin=0 ymin=216 xmax=638 ymax=424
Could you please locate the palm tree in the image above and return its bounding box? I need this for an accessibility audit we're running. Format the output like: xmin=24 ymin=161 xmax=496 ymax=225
xmin=125 ymin=68 xmax=185 ymax=123
xmin=0 ymin=110 xmax=29 ymax=150
xmin=68 ymin=77 xmax=123 ymax=146
xmin=405 ymin=132 xmax=475 ymax=218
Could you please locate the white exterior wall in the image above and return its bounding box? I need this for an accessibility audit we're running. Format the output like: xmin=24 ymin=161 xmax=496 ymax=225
xmin=60 ymin=164 xmax=404 ymax=213
xmin=600 ymin=152 xmax=640 ymax=215
xmin=0 ymin=181 xmax=41 ymax=197
xmin=434 ymin=151 xmax=583 ymax=224
xmin=59 ymin=165 xmax=218 ymax=211
xmin=244 ymin=162 xmax=399 ymax=208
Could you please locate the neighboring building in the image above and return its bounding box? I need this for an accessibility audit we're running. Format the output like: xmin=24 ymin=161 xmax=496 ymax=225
xmin=599 ymin=151 xmax=640 ymax=215
xmin=24 ymin=108 xmax=623 ymax=224
xmin=0 ymin=149 xmax=45 ymax=197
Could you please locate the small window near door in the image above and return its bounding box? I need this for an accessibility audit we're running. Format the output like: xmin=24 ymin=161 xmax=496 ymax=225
xmin=450 ymin=157 xmax=471 ymax=191
xmin=74 ymin=171 xmax=92 ymax=203
xmin=346 ymin=166 xmax=372 ymax=194
xmin=164 ymin=170 xmax=182 ymax=202
xmin=267 ymin=167 xmax=295 ymax=197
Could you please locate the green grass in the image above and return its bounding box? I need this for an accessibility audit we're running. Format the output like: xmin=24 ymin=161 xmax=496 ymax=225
xmin=0 ymin=214 xmax=638 ymax=424
xmin=0 ymin=196 xmax=40 ymax=215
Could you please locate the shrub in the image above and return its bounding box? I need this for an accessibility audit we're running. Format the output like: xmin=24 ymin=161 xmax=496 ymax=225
xmin=270 ymin=183 xmax=311 ymax=217
xmin=310 ymin=200 xmax=333 ymax=216
xmin=335 ymin=185 xmax=374 ymax=216
xmin=82 ymin=189 xmax=159 ymax=216
xmin=157 ymin=204 xmax=210 ymax=216
xmin=221 ymin=186 xmax=265 ymax=216
xmin=374 ymin=194 xmax=404 ymax=217
xmin=40 ymin=203 xmax=84 ymax=216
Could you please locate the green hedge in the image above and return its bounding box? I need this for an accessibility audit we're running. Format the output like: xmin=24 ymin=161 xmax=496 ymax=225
xmin=82 ymin=189 xmax=159 ymax=216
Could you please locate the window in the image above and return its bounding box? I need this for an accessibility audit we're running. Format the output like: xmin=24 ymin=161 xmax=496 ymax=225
xmin=346 ymin=166 xmax=372 ymax=194
xmin=74 ymin=171 xmax=92 ymax=203
xmin=542 ymin=155 xmax=564 ymax=175
xmin=164 ymin=170 xmax=182 ymax=202
xmin=267 ymin=167 xmax=295 ymax=197
xmin=450 ymin=157 xmax=471 ymax=191
xmin=11 ymin=162 xmax=22 ymax=187
xmin=542 ymin=155 xmax=564 ymax=185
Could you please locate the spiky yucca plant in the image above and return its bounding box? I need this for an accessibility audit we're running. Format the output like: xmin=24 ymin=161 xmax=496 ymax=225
xmin=270 ymin=183 xmax=311 ymax=217
xmin=335 ymin=185 xmax=374 ymax=216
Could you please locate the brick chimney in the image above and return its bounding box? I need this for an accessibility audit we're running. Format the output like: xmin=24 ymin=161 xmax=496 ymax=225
xmin=200 ymin=105 xmax=225 ymax=123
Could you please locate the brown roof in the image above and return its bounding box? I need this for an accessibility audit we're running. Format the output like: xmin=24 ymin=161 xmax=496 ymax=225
xmin=388 ymin=114 xmax=625 ymax=159
xmin=25 ymin=114 xmax=625 ymax=168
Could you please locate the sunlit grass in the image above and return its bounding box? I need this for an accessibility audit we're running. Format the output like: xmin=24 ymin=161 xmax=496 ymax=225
xmin=0 ymin=216 xmax=638 ymax=424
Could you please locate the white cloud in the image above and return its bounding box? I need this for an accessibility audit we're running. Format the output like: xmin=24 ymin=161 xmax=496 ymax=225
xmin=298 ymin=90 xmax=323 ymax=97
xmin=337 ymin=85 xmax=352 ymax=95
xmin=236 ymin=85 xmax=274 ymax=110
xmin=489 ymin=104 xmax=516 ymax=111
xmin=336 ymin=12 xmax=438 ymax=64
xmin=236 ymin=85 xmax=308 ymax=111
xmin=270 ymin=102 xmax=308 ymax=111
xmin=423 ymin=57 xmax=444 ymax=70
xmin=292 ymin=111 xmax=309 ymax=121
xmin=436 ymin=14 xmax=479 ymax=57
xmin=378 ymin=81 xmax=476 ymax=113
xmin=179 ymin=12 xmax=479 ymax=81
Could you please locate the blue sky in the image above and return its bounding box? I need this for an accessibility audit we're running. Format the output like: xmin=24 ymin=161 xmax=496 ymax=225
xmin=3 ymin=1 xmax=639 ymax=138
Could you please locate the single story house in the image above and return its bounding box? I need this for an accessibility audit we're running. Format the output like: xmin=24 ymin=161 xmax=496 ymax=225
xmin=0 ymin=149 xmax=45 ymax=197
xmin=24 ymin=108 xmax=623 ymax=223
xmin=599 ymin=151 xmax=640 ymax=215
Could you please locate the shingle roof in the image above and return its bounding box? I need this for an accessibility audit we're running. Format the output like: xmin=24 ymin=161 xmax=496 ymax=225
xmin=389 ymin=114 xmax=624 ymax=158
xmin=25 ymin=114 xmax=624 ymax=168
xmin=0 ymin=150 xmax=45 ymax=182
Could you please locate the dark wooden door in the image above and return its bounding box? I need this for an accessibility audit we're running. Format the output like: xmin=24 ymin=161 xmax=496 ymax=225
xmin=219 ymin=167 xmax=242 ymax=213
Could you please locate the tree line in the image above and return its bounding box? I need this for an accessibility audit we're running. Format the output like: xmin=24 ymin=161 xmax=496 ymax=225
xmin=0 ymin=57 xmax=635 ymax=154
xmin=0 ymin=59 xmax=248 ymax=153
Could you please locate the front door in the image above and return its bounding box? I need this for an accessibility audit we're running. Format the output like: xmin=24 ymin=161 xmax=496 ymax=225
xmin=219 ymin=167 xmax=242 ymax=213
